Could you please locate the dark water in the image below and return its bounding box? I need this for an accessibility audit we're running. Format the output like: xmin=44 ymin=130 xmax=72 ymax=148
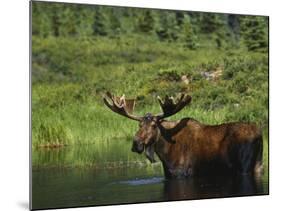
xmin=32 ymin=142 xmax=269 ymax=210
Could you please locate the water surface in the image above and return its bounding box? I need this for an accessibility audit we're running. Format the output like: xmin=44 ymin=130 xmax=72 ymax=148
xmin=32 ymin=141 xmax=268 ymax=210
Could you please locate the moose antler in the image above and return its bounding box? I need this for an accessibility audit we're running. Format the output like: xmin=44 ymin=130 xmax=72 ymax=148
xmin=156 ymin=93 xmax=192 ymax=119
xmin=103 ymin=91 xmax=142 ymax=121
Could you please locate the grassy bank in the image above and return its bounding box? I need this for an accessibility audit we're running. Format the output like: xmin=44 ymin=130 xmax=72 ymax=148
xmin=32 ymin=36 xmax=268 ymax=148
xmin=32 ymin=99 xmax=268 ymax=148
xmin=31 ymin=3 xmax=268 ymax=149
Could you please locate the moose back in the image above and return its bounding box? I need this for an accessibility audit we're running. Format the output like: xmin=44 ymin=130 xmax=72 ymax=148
xmin=103 ymin=92 xmax=263 ymax=179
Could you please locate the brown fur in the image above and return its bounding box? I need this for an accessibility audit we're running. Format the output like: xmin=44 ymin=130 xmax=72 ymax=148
xmin=104 ymin=92 xmax=263 ymax=179
xmin=152 ymin=118 xmax=263 ymax=178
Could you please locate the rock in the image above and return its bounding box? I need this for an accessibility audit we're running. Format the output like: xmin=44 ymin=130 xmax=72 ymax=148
xmin=201 ymin=67 xmax=223 ymax=81
xmin=181 ymin=75 xmax=190 ymax=84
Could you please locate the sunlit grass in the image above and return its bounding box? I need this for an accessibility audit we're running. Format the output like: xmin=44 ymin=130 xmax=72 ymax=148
xmin=32 ymin=35 xmax=268 ymax=168
xmin=32 ymin=99 xmax=268 ymax=146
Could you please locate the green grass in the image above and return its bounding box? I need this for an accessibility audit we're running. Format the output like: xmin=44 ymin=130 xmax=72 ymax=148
xmin=32 ymin=137 xmax=164 ymax=171
xmin=32 ymin=35 xmax=268 ymax=152
xmin=31 ymin=98 xmax=268 ymax=147
xmin=32 ymin=132 xmax=268 ymax=171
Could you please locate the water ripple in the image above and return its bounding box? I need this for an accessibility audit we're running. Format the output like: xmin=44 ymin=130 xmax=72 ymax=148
xmin=118 ymin=177 xmax=164 ymax=186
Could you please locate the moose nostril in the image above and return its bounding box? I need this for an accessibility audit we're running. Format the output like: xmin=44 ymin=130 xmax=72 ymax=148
xmin=132 ymin=139 xmax=138 ymax=151
xmin=132 ymin=140 xmax=139 ymax=148
xmin=131 ymin=143 xmax=139 ymax=153
xmin=132 ymin=137 xmax=145 ymax=153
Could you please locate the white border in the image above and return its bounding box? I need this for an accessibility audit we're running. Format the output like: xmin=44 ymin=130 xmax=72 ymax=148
xmin=1 ymin=0 xmax=280 ymax=211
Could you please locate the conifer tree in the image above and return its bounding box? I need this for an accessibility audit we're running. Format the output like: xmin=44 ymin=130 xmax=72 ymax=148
xmin=156 ymin=12 xmax=170 ymax=40
xmin=92 ymin=7 xmax=108 ymax=36
xmin=109 ymin=9 xmax=121 ymax=35
xmin=156 ymin=11 xmax=180 ymax=41
xmin=167 ymin=12 xmax=181 ymax=41
xmin=182 ymin=15 xmax=198 ymax=49
xmin=240 ymin=16 xmax=268 ymax=51
xmin=200 ymin=13 xmax=225 ymax=33
xmin=50 ymin=3 xmax=61 ymax=37
xmin=137 ymin=10 xmax=155 ymax=33
xmin=76 ymin=6 xmax=94 ymax=37
xmin=59 ymin=6 xmax=78 ymax=36
xmin=175 ymin=11 xmax=185 ymax=26
xmin=228 ymin=14 xmax=240 ymax=40
xmin=32 ymin=2 xmax=52 ymax=37
xmin=200 ymin=13 xmax=228 ymax=48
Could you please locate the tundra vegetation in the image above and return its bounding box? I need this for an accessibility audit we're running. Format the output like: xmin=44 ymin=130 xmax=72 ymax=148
xmin=31 ymin=2 xmax=268 ymax=168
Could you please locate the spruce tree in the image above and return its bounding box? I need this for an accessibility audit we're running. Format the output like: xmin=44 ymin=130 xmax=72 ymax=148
xmin=240 ymin=16 xmax=268 ymax=51
xmin=200 ymin=13 xmax=228 ymax=48
xmin=156 ymin=12 xmax=170 ymax=40
xmin=157 ymin=12 xmax=180 ymax=41
xmin=182 ymin=15 xmax=198 ymax=50
xmin=76 ymin=6 xmax=94 ymax=37
xmin=156 ymin=11 xmax=180 ymax=41
xmin=92 ymin=7 xmax=108 ymax=36
xmin=228 ymin=14 xmax=240 ymax=40
xmin=167 ymin=12 xmax=180 ymax=41
xmin=59 ymin=6 xmax=78 ymax=36
xmin=138 ymin=10 xmax=155 ymax=33
xmin=32 ymin=2 xmax=52 ymax=37
xmin=109 ymin=8 xmax=121 ymax=35
xmin=32 ymin=3 xmax=41 ymax=36
xmin=50 ymin=3 xmax=61 ymax=37
xmin=200 ymin=13 xmax=225 ymax=33
xmin=175 ymin=11 xmax=185 ymax=26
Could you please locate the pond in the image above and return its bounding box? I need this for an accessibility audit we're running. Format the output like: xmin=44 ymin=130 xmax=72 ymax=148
xmin=32 ymin=140 xmax=269 ymax=210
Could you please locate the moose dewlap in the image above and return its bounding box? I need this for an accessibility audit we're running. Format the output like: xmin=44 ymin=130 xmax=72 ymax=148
xmin=103 ymin=92 xmax=263 ymax=179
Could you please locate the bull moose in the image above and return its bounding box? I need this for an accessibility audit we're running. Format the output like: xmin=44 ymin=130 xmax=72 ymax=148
xmin=103 ymin=92 xmax=263 ymax=179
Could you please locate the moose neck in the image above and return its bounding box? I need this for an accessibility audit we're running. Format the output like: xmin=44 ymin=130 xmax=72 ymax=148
xmin=145 ymin=118 xmax=195 ymax=165
xmin=154 ymin=119 xmax=191 ymax=161
xmin=156 ymin=123 xmax=175 ymax=144
xmin=157 ymin=118 xmax=191 ymax=143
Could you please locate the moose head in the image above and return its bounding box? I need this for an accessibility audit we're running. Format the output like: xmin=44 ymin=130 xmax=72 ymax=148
xmin=103 ymin=91 xmax=192 ymax=163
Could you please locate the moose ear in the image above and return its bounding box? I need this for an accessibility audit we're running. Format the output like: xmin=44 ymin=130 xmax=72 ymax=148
xmin=145 ymin=145 xmax=156 ymax=163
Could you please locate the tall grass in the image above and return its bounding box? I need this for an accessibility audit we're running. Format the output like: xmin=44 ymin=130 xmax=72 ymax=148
xmin=32 ymin=99 xmax=267 ymax=147
xmin=32 ymin=137 xmax=164 ymax=170
xmin=32 ymin=35 xmax=268 ymax=149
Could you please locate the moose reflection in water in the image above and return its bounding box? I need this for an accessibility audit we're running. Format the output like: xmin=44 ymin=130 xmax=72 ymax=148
xmin=103 ymin=92 xmax=263 ymax=179
xmin=32 ymin=144 xmax=268 ymax=209
xmin=163 ymin=174 xmax=265 ymax=201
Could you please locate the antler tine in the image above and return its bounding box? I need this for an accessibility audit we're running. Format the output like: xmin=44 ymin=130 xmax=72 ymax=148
xmin=156 ymin=93 xmax=192 ymax=119
xmin=103 ymin=91 xmax=142 ymax=121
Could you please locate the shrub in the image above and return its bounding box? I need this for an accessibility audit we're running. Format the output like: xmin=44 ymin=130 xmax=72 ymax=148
xmin=157 ymin=69 xmax=181 ymax=82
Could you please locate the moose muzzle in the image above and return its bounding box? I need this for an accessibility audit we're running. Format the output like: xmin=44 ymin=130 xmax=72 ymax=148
xmin=131 ymin=137 xmax=144 ymax=153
